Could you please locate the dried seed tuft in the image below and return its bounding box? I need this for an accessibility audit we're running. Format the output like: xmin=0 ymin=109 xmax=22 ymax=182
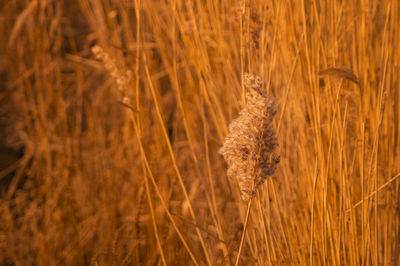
xmin=220 ymin=73 xmax=279 ymax=200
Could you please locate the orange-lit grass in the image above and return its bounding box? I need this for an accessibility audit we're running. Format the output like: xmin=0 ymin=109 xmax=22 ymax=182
xmin=1 ymin=0 xmax=399 ymax=265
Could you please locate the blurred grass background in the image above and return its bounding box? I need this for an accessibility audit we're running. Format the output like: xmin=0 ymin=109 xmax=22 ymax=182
xmin=0 ymin=0 xmax=399 ymax=265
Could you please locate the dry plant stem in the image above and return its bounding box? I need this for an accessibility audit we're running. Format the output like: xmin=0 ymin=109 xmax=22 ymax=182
xmin=349 ymin=172 xmax=400 ymax=212
xmin=142 ymin=49 xmax=212 ymax=266
xmin=134 ymin=0 xmax=141 ymax=122
xmin=240 ymin=2 xmax=244 ymax=104
xmin=320 ymin=80 xmax=343 ymax=264
xmin=134 ymin=1 xmax=142 ymax=262
xmin=361 ymin=123 xmax=365 ymax=265
xmin=6 ymin=149 xmax=33 ymax=199
xmin=142 ymin=167 xmax=167 ymax=266
xmin=276 ymin=34 xmax=303 ymax=133
xmin=132 ymin=65 xmax=166 ymax=265
xmin=256 ymin=196 xmax=273 ymax=264
xmin=126 ymin=6 xmax=199 ymax=256
xmin=168 ymin=0 xmax=198 ymax=164
xmin=8 ymin=0 xmax=38 ymax=47
xmin=129 ymin=30 xmax=166 ymax=264
xmin=128 ymin=109 xmax=199 ymax=266
xmin=199 ymin=101 xmax=229 ymax=260
xmin=310 ymin=160 xmax=319 ymax=266
xmin=374 ymin=16 xmax=390 ymax=262
xmin=337 ymin=104 xmax=348 ymax=263
xmin=269 ymin=179 xmax=292 ymax=261
xmin=235 ymin=198 xmax=252 ymax=266
xmin=265 ymin=0 xmax=283 ymax=95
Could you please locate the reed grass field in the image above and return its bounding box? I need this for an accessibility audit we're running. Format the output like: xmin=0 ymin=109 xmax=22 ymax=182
xmin=1 ymin=0 xmax=399 ymax=265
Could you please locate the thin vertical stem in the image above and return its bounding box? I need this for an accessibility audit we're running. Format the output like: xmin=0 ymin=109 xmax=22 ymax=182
xmin=235 ymin=198 xmax=253 ymax=266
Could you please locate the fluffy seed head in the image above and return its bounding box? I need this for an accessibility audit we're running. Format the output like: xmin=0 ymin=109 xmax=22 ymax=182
xmin=219 ymin=73 xmax=279 ymax=200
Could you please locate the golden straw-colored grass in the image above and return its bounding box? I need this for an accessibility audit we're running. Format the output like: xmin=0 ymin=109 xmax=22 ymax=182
xmin=1 ymin=0 xmax=399 ymax=265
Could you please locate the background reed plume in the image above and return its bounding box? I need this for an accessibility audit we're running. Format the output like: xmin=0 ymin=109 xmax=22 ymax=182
xmin=219 ymin=73 xmax=280 ymax=201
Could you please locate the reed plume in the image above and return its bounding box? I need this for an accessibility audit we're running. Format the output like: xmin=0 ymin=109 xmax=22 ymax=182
xmin=91 ymin=45 xmax=132 ymax=105
xmin=219 ymin=73 xmax=280 ymax=200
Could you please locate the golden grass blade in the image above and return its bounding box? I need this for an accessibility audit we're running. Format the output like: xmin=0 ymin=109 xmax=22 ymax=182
xmin=8 ymin=0 xmax=38 ymax=47
xmin=348 ymin=173 xmax=400 ymax=212
xmin=142 ymin=47 xmax=213 ymax=266
xmin=234 ymin=198 xmax=252 ymax=266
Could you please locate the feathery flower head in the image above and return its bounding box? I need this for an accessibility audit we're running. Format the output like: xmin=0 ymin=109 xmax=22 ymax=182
xmin=219 ymin=73 xmax=280 ymax=200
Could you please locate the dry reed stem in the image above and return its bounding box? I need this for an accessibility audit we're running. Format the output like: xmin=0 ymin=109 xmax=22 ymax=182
xmin=8 ymin=0 xmax=38 ymax=47
xmin=142 ymin=164 xmax=167 ymax=266
xmin=348 ymin=172 xmax=400 ymax=212
xmin=234 ymin=198 xmax=252 ymax=266
xmin=127 ymin=108 xmax=200 ymax=265
xmin=141 ymin=48 xmax=213 ymax=266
